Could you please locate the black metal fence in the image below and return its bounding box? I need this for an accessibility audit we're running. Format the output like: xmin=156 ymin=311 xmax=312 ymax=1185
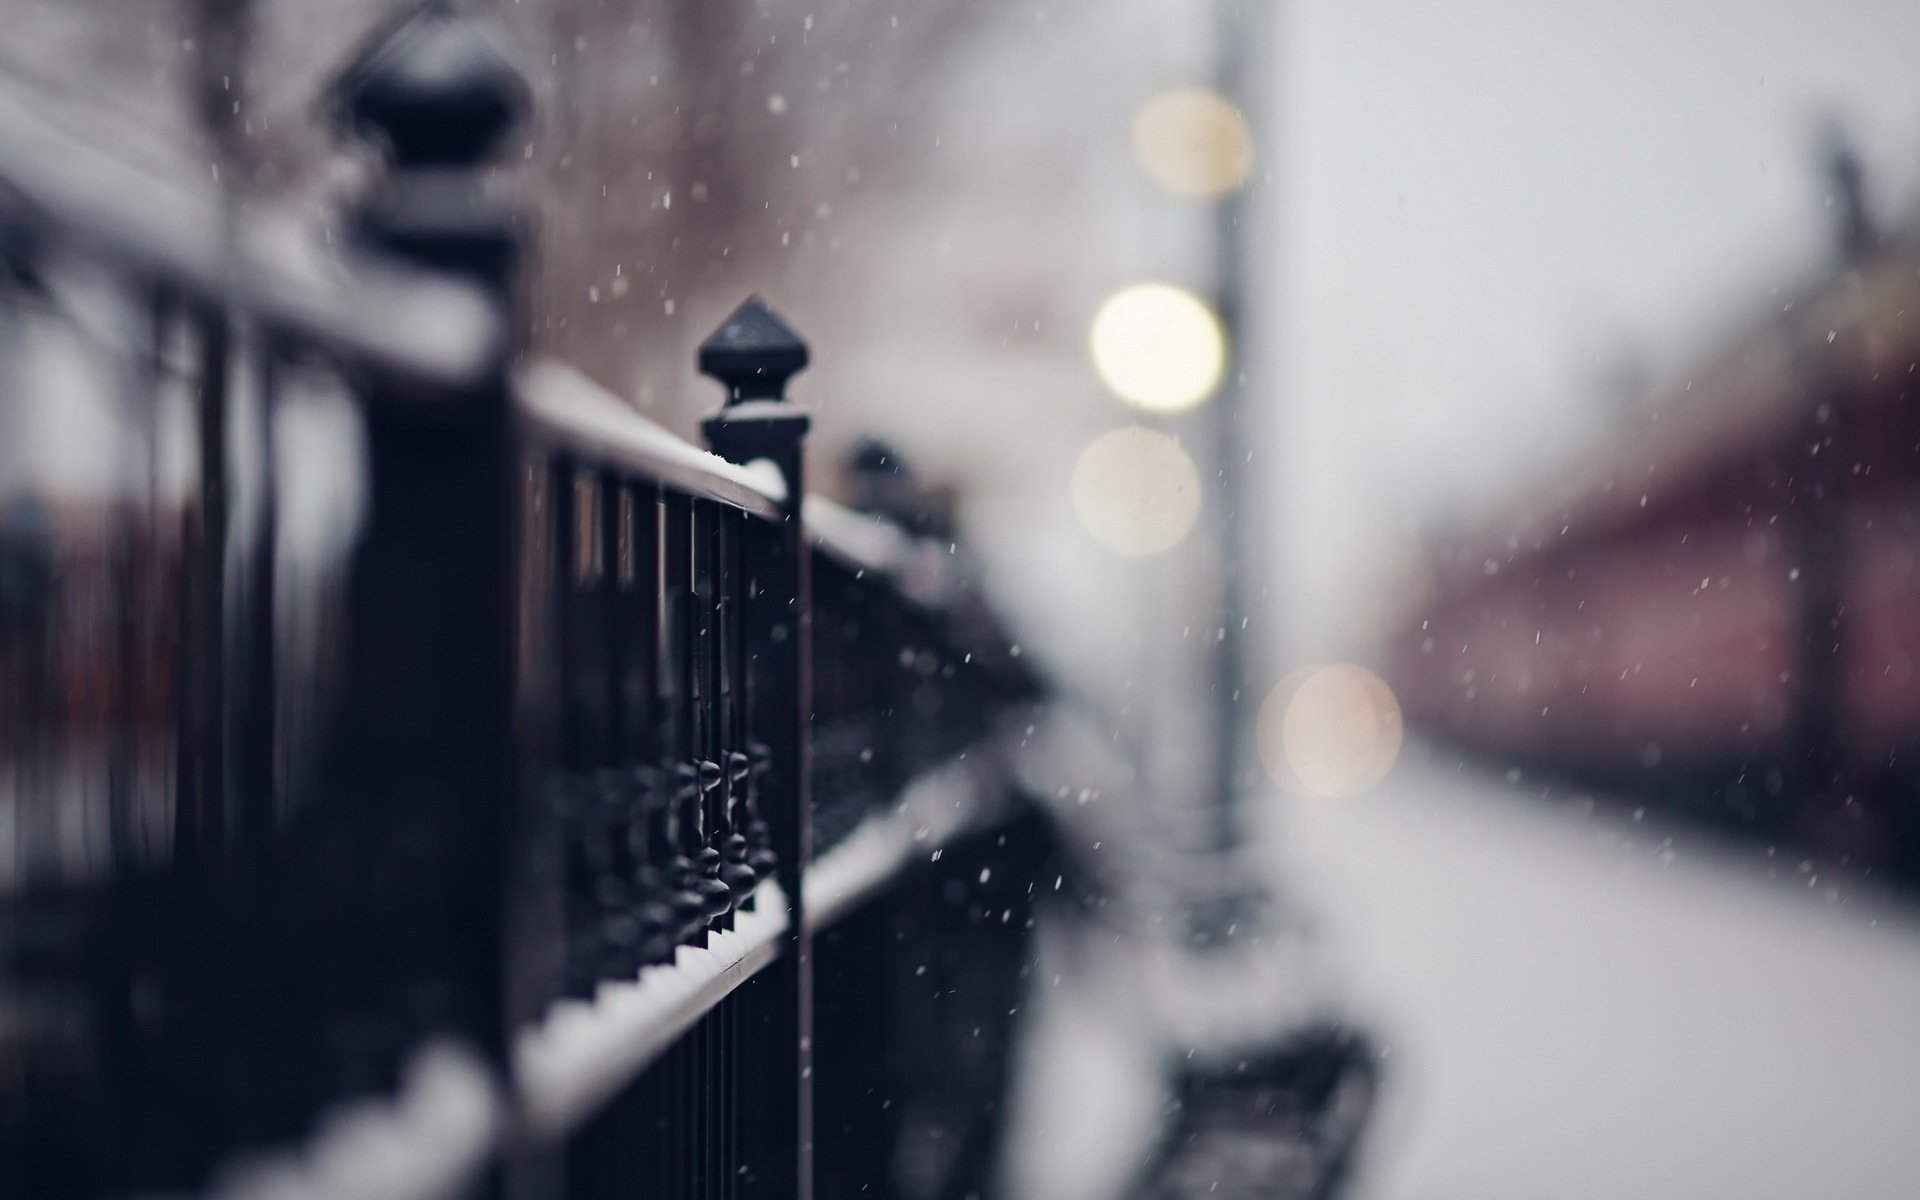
xmin=0 ymin=8 xmax=1047 ymax=1199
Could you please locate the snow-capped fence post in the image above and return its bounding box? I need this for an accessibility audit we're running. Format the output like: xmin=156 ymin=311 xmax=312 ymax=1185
xmin=700 ymin=296 xmax=816 ymax=1199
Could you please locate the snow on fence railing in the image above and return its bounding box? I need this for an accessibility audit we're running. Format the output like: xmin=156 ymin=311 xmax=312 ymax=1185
xmin=0 ymin=7 xmax=1049 ymax=1200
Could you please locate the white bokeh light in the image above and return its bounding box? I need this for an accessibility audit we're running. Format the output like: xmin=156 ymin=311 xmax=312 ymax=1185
xmin=1088 ymin=283 xmax=1226 ymax=414
xmin=1257 ymin=664 xmax=1404 ymax=798
xmin=1069 ymin=426 xmax=1204 ymax=556
xmin=1130 ymin=86 xmax=1254 ymax=199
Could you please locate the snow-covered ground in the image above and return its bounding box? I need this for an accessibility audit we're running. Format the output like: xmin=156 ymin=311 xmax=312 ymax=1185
xmin=1287 ymin=750 xmax=1920 ymax=1200
xmin=1267 ymin=8 xmax=1920 ymax=1193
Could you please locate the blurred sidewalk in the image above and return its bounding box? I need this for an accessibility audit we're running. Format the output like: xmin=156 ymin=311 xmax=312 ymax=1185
xmin=1289 ymin=748 xmax=1920 ymax=1200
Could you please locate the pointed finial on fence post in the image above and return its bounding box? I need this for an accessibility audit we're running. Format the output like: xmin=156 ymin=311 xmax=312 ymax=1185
xmin=329 ymin=0 xmax=530 ymax=169
xmin=326 ymin=0 xmax=531 ymax=296
xmin=700 ymin=296 xmax=811 ymax=510
xmin=699 ymin=296 xmax=810 ymax=405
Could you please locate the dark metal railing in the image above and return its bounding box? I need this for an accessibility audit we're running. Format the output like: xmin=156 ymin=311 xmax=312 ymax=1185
xmin=0 ymin=7 xmax=1048 ymax=1200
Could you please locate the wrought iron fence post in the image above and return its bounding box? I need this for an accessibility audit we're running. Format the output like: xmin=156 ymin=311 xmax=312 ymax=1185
xmin=700 ymin=297 xmax=814 ymax=1199
xmin=319 ymin=0 xmax=529 ymax=1093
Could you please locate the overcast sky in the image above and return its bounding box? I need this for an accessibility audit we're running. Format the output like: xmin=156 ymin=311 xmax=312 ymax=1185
xmin=1269 ymin=0 xmax=1920 ymax=655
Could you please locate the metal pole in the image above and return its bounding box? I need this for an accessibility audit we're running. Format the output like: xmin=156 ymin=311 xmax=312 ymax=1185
xmin=1204 ymin=0 xmax=1271 ymax=867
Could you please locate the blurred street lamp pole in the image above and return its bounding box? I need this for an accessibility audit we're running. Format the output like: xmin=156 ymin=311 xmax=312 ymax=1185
xmin=1205 ymin=0 xmax=1265 ymax=860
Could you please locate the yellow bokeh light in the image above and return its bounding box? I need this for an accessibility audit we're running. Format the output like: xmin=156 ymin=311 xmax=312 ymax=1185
xmin=1257 ymin=665 xmax=1404 ymax=798
xmin=1070 ymin=426 xmax=1203 ymax=557
xmin=1131 ymin=87 xmax=1254 ymax=199
xmin=1089 ymin=283 xmax=1226 ymax=414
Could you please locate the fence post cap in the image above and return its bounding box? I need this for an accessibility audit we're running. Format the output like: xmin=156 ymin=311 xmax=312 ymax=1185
xmin=698 ymin=296 xmax=809 ymax=404
xmin=327 ymin=0 xmax=530 ymax=167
